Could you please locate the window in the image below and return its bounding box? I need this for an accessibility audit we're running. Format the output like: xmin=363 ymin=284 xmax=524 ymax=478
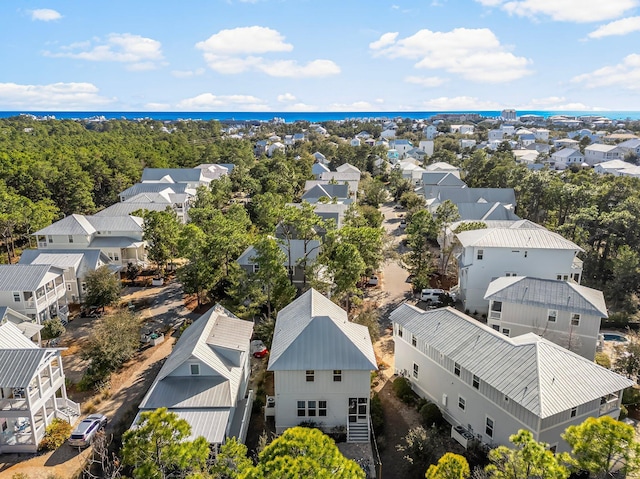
xmin=413 ymin=363 xmax=419 ymax=379
xmin=524 ymin=250 xmax=528 ymax=258
xmin=12 ymin=292 xmax=20 ymax=302
xmin=308 ymin=400 xmax=317 ymax=417
xmin=492 ymin=324 xmax=500 ymax=331
xmin=472 ymin=375 xmax=480 ymax=389
xmin=297 ymin=401 xmax=305 ymax=417
xmin=490 ymin=301 xmax=502 ymax=312
xmin=190 ymin=364 xmax=200 ymax=375
xmin=458 ymin=396 xmax=466 ymax=410
xmin=547 ymin=309 xmax=557 ymax=323
xmin=454 ymin=363 xmax=461 ymax=377
xmin=81 ymin=282 xmax=87 ymax=293
xmin=412 ymin=335 xmax=417 ymax=347
xmin=48 ymin=235 xmax=53 ymax=243
xmin=573 ymin=273 xmax=580 ymax=282
xmin=502 ymin=328 xmax=510 ymax=337
xmin=571 ymin=314 xmax=580 ymax=327
xmin=505 ymin=272 xmax=517 ymax=277
xmin=486 ymin=417 xmax=494 ymax=438
xmin=113 ymin=252 xmax=120 ymax=261
xmin=252 ymin=264 xmax=260 ymax=273
xmin=570 ymin=407 xmax=577 ymax=418
xmin=67 ymin=284 xmax=72 ymax=291
xmin=306 ymin=370 xmax=315 ymax=382
xmin=477 ymin=249 xmax=484 ymax=260
xmin=319 ymin=400 xmax=327 ymax=416
xmin=397 ymin=326 xmax=403 ymax=338
xmin=333 ymin=370 xmax=342 ymax=382
xmin=68 ymin=235 xmax=73 ymax=243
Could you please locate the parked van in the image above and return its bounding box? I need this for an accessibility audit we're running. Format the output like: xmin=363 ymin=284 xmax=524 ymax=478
xmin=420 ymin=288 xmax=446 ymax=304
xmin=68 ymin=414 xmax=107 ymax=448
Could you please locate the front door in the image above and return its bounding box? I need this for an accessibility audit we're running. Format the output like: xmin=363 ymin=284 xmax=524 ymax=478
xmin=348 ymin=397 xmax=368 ymax=424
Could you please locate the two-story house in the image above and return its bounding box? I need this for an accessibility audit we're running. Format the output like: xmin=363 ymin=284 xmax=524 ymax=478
xmin=18 ymin=249 xmax=111 ymax=304
xmin=33 ymin=214 xmax=146 ymax=267
xmin=584 ymin=144 xmax=624 ymax=166
xmin=0 ymin=265 xmax=68 ymax=325
xmin=0 ymin=306 xmax=42 ymax=344
xmin=455 ymin=224 xmax=583 ymax=314
xmin=135 ymin=304 xmax=254 ymax=448
xmin=391 ymin=305 xmax=633 ymax=452
xmin=550 ymin=148 xmax=585 ymax=170
xmin=267 ymin=289 xmax=377 ymax=442
xmin=0 ymin=321 xmax=80 ymax=453
xmin=484 ymin=277 xmax=607 ymax=359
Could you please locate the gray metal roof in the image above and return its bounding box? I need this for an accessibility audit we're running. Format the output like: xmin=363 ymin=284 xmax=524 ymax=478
xmin=141 ymin=168 xmax=207 ymax=183
xmin=88 ymin=215 xmax=144 ymax=232
xmin=119 ymin=182 xmax=190 ymax=198
xmin=454 ymin=203 xmax=520 ymax=221
xmin=303 ymin=182 xmax=350 ymax=199
xmin=95 ymin=202 xmax=172 ymax=217
xmin=169 ymin=409 xmax=230 ymax=444
xmin=237 ymin=239 xmax=320 ymax=266
xmin=0 ymin=321 xmax=39 ymax=349
xmin=19 ymin=249 xmax=108 ymax=277
xmin=433 ymin=187 xmax=516 ymax=206
xmin=457 ymin=227 xmax=583 ymax=251
xmin=0 ymin=264 xmax=62 ymax=292
xmin=484 ymin=277 xmax=608 ymax=317
xmin=35 ymin=214 xmax=96 ymax=236
xmin=553 ymin=148 xmax=582 ymax=158
xmin=422 ymin=172 xmax=465 ymax=187
xmin=141 ymin=304 xmax=252 ymax=410
xmin=391 ymin=305 xmax=633 ymax=418
xmin=140 ymin=376 xmax=232 ymax=409
xmin=268 ymin=289 xmax=377 ymax=371
xmin=89 ymin=237 xmax=144 ymax=248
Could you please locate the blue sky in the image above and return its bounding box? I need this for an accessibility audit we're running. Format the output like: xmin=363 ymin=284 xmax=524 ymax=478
xmin=2 ymin=0 xmax=640 ymax=111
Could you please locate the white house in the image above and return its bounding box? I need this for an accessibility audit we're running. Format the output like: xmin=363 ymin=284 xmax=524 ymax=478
xmin=455 ymin=225 xmax=583 ymax=314
xmin=140 ymin=168 xmax=214 ymax=190
xmin=616 ymin=138 xmax=640 ymax=157
xmin=391 ymin=139 xmax=414 ymax=158
xmin=426 ymin=187 xmax=516 ymax=214
xmin=267 ymin=289 xmax=377 ymax=442
xmin=424 ymin=125 xmax=438 ymax=140
xmin=533 ymin=129 xmax=550 ymax=142
xmin=350 ymin=138 xmax=361 ymax=147
xmin=267 ymin=142 xmax=286 ymax=157
xmin=0 ymin=265 xmax=69 ymax=325
xmin=0 ymin=306 xmax=43 ymax=344
xmin=460 ymin=139 xmax=477 ymax=149
xmin=451 ymin=125 xmax=475 ymax=135
xmin=425 ymin=162 xmax=461 ymax=178
xmin=594 ymin=159 xmax=637 ymax=176
xmin=18 ymin=249 xmax=111 ymax=305
xmin=484 ymin=277 xmax=607 ymax=359
xmin=390 ymin=305 xmax=633 ymax=453
xmin=135 ymin=305 xmax=254 ymax=448
xmin=488 ymin=129 xmax=505 ymax=142
xmin=33 ymin=214 xmax=146 ymax=267
xmin=553 ymin=138 xmax=580 ymax=150
xmin=418 ymin=140 xmax=435 ymax=157
xmin=550 ymin=148 xmax=585 ymax=170
xmin=584 ymin=144 xmax=623 ymax=166
xmin=0 ymin=321 xmax=80 ymax=453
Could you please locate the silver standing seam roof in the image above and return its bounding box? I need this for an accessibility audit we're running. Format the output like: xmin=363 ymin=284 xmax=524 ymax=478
xmin=268 ymin=289 xmax=377 ymax=371
xmin=484 ymin=276 xmax=608 ymax=317
xmin=0 ymin=264 xmax=63 ymax=292
xmin=390 ymin=305 xmax=633 ymax=418
xmin=457 ymin=227 xmax=583 ymax=251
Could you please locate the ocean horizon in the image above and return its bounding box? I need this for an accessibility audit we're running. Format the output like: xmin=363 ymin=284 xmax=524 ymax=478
xmin=2 ymin=110 xmax=640 ymax=122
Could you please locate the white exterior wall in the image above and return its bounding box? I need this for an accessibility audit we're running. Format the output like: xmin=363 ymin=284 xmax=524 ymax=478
xmin=273 ymin=369 xmax=370 ymax=433
xmin=37 ymin=234 xmax=91 ymax=249
xmin=394 ymin=330 xmax=536 ymax=448
xmin=0 ymin=278 xmax=66 ymax=323
xmin=487 ymin=302 xmax=600 ymax=359
xmin=458 ymin=246 xmax=581 ymax=315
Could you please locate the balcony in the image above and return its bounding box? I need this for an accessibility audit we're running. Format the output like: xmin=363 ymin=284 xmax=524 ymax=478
xmin=599 ymin=399 xmax=619 ymax=416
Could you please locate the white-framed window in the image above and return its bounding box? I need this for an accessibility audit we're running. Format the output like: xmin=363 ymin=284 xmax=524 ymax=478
xmin=319 ymin=400 xmax=327 ymax=417
xmin=454 ymin=363 xmax=461 ymax=377
xmin=492 ymin=324 xmax=500 ymax=331
xmin=489 ymin=301 xmax=502 ymax=320
xmin=502 ymin=328 xmax=510 ymax=337
xmin=412 ymin=335 xmax=417 ymax=347
xmin=472 ymin=375 xmax=480 ymax=389
xmin=413 ymin=363 xmax=419 ymax=379
xmin=486 ymin=417 xmax=494 ymax=438
xmin=12 ymin=292 xmax=20 ymax=302
xmin=114 ymin=252 xmax=120 ymax=261
xmin=297 ymin=400 xmax=305 ymax=417
xmin=477 ymin=249 xmax=484 ymax=260
xmin=48 ymin=235 xmax=53 ymax=243
xmin=570 ymin=407 xmax=577 ymax=418
xmin=505 ymin=272 xmax=517 ymax=277
xmin=68 ymin=235 xmax=73 ymax=243
xmin=333 ymin=370 xmax=342 ymax=382
xmin=571 ymin=313 xmax=580 ymax=327
xmin=557 ymin=274 xmax=569 ymax=281
xmin=306 ymin=370 xmax=315 ymax=382
xmin=548 ymin=309 xmax=557 ymax=323
xmin=397 ymin=326 xmax=403 ymax=338
xmin=307 ymin=400 xmax=317 ymax=417
xmin=253 ymin=264 xmax=260 ymax=273
xmin=458 ymin=396 xmax=466 ymax=411
xmin=81 ymin=282 xmax=87 ymax=293
xmin=190 ymin=364 xmax=200 ymax=375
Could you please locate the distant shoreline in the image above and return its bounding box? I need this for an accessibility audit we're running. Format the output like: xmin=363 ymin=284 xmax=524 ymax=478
xmin=2 ymin=110 xmax=640 ymax=122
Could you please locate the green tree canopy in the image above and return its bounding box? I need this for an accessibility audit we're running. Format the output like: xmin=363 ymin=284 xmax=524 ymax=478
xmin=84 ymin=265 xmax=121 ymax=310
xmin=142 ymin=209 xmax=182 ymax=274
xmin=425 ymin=453 xmax=470 ymax=479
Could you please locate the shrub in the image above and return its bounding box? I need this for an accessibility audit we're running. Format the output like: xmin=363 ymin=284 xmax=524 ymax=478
xmin=38 ymin=418 xmax=72 ymax=451
xmin=419 ymin=401 xmax=446 ymax=429
xmin=252 ymin=396 xmax=265 ymax=414
xmin=370 ymin=393 xmax=385 ymax=436
xmin=12 ymin=474 xmax=30 ymax=479
xmin=595 ymin=352 xmax=612 ymax=369
xmin=83 ymin=400 xmax=98 ymax=414
xmin=392 ymin=376 xmax=415 ymax=404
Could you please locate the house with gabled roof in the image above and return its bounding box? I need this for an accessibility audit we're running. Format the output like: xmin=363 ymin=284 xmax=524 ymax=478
xmin=455 ymin=225 xmax=583 ymax=314
xmin=267 ymin=289 xmax=377 ymax=442
xmin=0 ymin=307 xmax=42 ymax=344
xmin=390 ymin=305 xmax=633 ymax=452
xmin=584 ymin=144 xmax=624 ymax=166
xmin=0 ymin=265 xmax=69 ymax=325
xmin=135 ymin=305 xmax=254 ymax=448
xmin=302 ymin=182 xmax=352 ymax=204
xmin=426 ymin=187 xmax=516 ymax=214
xmin=140 ymin=167 xmax=213 ymax=189
xmin=550 ymin=148 xmax=584 ymax=170
xmin=0 ymin=321 xmax=80 ymax=453
xmin=312 ymin=162 xmax=330 ymax=178
xmin=33 ymin=214 xmax=146 ymax=267
xmin=312 ymin=151 xmax=329 ymax=165
xmin=484 ymin=277 xmax=607 ymax=359
xmin=19 ymin=249 xmax=111 ymax=304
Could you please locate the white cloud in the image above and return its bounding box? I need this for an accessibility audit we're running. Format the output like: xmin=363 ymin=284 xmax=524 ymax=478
xmin=420 ymin=96 xmax=502 ymax=110
xmin=171 ymin=68 xmax=205 ymax=78
xmin=518 ymin=96 xmax=604 ymax=111
xmin=176 ymin=93 xmax=269 ymax=111
xmin=370 ymin=28 xmax=531 ymax=83
xmin=44 ymin=33 xmax=164 ymax=70
xmin=369 ymin=32 xmax=399 ymax=50
xmin=328 ymin=101 xmax=375 ymax=111
xmin=196 ymin=26 xmax=340 ymax=78
xmin=0 ymin=82 xmax=114 ymax=109
xmin=588 ymin=16 xmax=640 ymax=38
xmin=475 ymin=0 xmax=638 ymax=22
xmin=277 ymin=93 xmax=296 ymax=102
xmin=30 ymin=9 xmax=62 ymax=21
xmin=196 ymin=26 xmax=293 ymax=56
xmin=572 ymin=54 xmax=640 ymax=90
xmin=405 ymin=75 xmax=446 ymax=87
